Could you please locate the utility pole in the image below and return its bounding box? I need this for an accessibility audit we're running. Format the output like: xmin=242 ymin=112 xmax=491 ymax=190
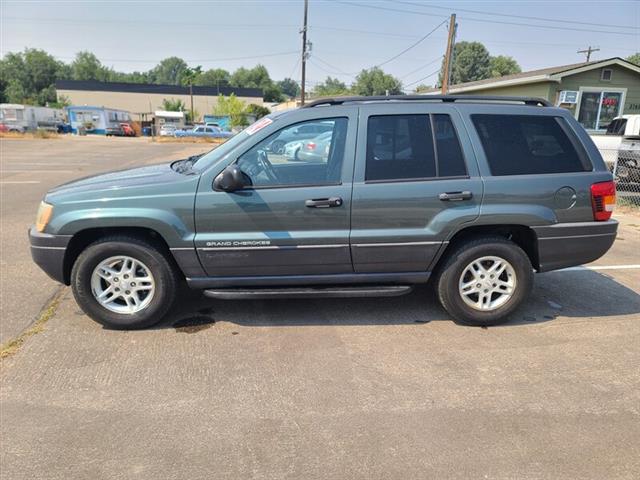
xmin=441 ymin=13 xmax=457 ymax=95
xmin=577 ymin=46 xmax=600 ymax=62
xmin=300 ymin=0 xmax=309 ymax=106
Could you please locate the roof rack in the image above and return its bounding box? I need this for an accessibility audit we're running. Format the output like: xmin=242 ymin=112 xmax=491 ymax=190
xmin=302 ymin=95 xmax=552 ymax=108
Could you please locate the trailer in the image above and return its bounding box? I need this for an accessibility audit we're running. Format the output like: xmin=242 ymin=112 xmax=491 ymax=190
xmin=66 ymin=106 xmax=132 ymax=135
xmin=0 ymin=104 xmax=66 ymax=132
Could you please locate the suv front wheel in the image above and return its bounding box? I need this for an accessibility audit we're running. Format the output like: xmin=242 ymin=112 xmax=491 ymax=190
xmin=436 ymin=237 xmax=533 ymax=326
xmin=71 ymin=236 xmax=178 ymax=329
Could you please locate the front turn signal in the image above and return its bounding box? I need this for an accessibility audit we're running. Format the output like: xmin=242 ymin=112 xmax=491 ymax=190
xmin=35 ymin=201 xmax=54 ymax=232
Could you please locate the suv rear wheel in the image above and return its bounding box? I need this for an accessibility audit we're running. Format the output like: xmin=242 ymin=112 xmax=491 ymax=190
xmin=436 ymin=237 xmax=533 ymax=326
xmin=71 ymin=236 xmax=178 ymax=329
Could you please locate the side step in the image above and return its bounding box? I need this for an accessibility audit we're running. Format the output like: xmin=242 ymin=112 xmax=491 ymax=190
xmin=203 ymin=285 xmax=413 ymax=300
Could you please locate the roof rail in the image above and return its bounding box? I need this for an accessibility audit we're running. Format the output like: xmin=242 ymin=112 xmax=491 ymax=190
xmin=302 ymin=95 xmax=552 ymax=108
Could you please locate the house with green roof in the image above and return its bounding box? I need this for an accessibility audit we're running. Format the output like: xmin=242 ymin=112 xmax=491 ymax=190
xmin=422 ymin=57 xmax=640 ymax=133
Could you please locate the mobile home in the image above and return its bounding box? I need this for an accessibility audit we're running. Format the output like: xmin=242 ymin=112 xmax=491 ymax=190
xmin=0 ymin=104 xmax=65 ymax=132
xmin=67 ymin=106 xmax=132 ymax=134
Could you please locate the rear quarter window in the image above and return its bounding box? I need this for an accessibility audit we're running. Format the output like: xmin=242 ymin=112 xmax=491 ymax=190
xmin=472 ymin=114 xmax=590 ymax=176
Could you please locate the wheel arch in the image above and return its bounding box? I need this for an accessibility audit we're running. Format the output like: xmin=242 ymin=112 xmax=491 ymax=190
xmin=63 ymin=227 xmax=183 ymax=285
xmin=431 ymin=224 xmax=540 ymax=275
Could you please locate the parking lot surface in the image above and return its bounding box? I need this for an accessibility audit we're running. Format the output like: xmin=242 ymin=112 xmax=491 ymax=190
xmin=1 ymin=137 xmax=639 ymax=479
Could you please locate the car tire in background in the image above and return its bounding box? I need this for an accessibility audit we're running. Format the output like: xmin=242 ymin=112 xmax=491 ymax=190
xmin=71 ymin=236 xmax=178 ymax=329
xmin=435 ymin=236 xmax=533 ymax=326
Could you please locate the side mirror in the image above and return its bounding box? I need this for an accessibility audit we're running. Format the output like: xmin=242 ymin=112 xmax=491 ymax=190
xmin=213 ymin=165 xmax=248 ymax=192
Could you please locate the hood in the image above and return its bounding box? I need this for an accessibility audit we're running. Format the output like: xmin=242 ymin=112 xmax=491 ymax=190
xmin=46 ymin=162 xmax=197 ymax=201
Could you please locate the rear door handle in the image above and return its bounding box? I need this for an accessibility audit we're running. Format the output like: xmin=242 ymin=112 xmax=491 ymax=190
xmin=305 ymin=197 xmax=343 ymax=208
xmin=438 ymin=191 xmax=473 ymax=201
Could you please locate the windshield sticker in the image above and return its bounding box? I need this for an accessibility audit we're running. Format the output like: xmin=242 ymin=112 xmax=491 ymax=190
xmin=245 ymin=117 xmax=273 ymax=135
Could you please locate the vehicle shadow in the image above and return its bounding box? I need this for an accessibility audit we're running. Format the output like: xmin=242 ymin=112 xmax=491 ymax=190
xmin=157 ymin=269 xmax=640 ymax=331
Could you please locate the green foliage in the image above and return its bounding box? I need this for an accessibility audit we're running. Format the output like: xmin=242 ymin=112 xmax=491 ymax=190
xmin=245 ymin=103 xmax=270 ymax=119
xmin=48 ymin=94 xmax=71 ymax=109
xmin=161 ymin=98 xmax=186 ymax=112
xmin=446 ymin=42 xmax=492 ymax=85
xmin=489 ymin=55 xmax=521 ymax=78
xmin=277 ymin=78 xmax=300 ymax=98
xmin=180 ymin=65 xmax=202 ymax=86
xmin=71 ymin=51 xmax=111 ymax=81
xmin=352 ymin=68 xmax=403 ymax=96
xmin=313 ymin=76 xmax=349 ymax=96
xmin=149 ymin=57 xmax=189 ymax=85
xmin=4 ymin=79 xmax=26 ymax=103
xmin=214 ymin=94 xmax=248 ymax=127
xmin=627 ymin=53 xmax=640 ymax=66
xmin=195 ymin=68 xmax=230 ymax=88
xmin=230 ymin=64 xmax=284 ymax=102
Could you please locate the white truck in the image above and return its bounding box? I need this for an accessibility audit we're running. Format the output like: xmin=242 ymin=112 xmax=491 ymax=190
xmin=0 ymin=104 xmax=65 ymax=132
xmin=590 ymin=115 xmax=640 ymax=183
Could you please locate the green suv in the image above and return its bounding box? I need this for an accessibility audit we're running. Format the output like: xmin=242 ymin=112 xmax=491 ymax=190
xmin=29 ymin=96 xmax=618 ymax=329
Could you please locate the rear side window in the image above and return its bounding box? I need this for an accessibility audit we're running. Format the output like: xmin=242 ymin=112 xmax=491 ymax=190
xmin=365 ymin=114 xmax=466 ymax=181
xmin=472 ymin=114 xmax=589 ymax=176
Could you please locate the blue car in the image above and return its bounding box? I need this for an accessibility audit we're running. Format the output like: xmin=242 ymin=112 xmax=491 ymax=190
xmin=175 ymin=125 xmax=233 ymax=138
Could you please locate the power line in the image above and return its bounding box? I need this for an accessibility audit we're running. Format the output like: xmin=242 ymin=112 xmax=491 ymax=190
xmin=374 ymin=19 xmax=448 ymax=68
xmin=336 ymin=1 xmax=638 ymax=37
xmin=395 ymin=1 xmax=639 ymax=30
xmin=399 ymin=56 xmax=443 ymax=80
xmin=312 ymin=56 xmax=358 ymax=77
xmin=403 ymin=67 xmax=441 ymax=88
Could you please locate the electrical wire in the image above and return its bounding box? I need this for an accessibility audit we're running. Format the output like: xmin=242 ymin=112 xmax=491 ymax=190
xmin=374 ymin=18 xmax=448 ymax=68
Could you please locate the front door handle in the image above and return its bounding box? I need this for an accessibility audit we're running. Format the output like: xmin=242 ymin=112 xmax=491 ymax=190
xmin=305 ymin=197 xmax=343 ymax=208
xmin=438 ymin=191 xmax=473 ymax=201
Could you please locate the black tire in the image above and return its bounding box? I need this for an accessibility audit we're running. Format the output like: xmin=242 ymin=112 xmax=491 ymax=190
xmin=71 ymin=236 xmax=178 ymax=329
xmin=435 ymin=236 xmax=533 ymax=326
xmin=270 ymin=140 xmax=285 ymax=154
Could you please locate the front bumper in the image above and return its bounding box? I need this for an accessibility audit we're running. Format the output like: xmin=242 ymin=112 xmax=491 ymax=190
xmin=29 ymin=226 xmax=72 ymax=284
xmin=532 ymin=220 xmax=618 ymax=272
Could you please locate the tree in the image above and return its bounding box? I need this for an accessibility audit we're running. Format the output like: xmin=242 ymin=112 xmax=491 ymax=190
xmin=245 ymin=103 xmax=270 ymax=119
xmin=277 ymin=78 xmax=300 ymax=98
xmin=4 ymin=79 xmax=26 ymax=103
xmin=195 ymin=68 xmax=230 ymax=88
xmin=313 ymin=76 xmax=349 ymax=96
xmin=352 ymin=68 xmax=403 ymax=96
xmin=442 ymin=41 xmax=492 ymax=85
xmin=71 ymin=51 xmax=110 ymax=81
xmin=489 ymin=55 xmax=521 ymax=78
xmin=150 ymin=57 xmax=189 ymax=85
xmin=49 ymin=94 xmax=71 ymax=109
xmin=627 ymin=53 xmax=640 ymax=66
xmin=230 ymin=65 xmax=283 ymax=102
xmin=214 ymin=94 xmax=248 ymax=127
xmin=161 ymin=98 xmax=186 ymax=111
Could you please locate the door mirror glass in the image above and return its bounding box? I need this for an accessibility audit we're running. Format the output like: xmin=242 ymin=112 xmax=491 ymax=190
xmin=213 ymin=165 xmax=250 ymax=192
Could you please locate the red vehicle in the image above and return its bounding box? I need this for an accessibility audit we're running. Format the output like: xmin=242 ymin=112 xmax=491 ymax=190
xmin=106 ymin=123 xmax=136 ymax=137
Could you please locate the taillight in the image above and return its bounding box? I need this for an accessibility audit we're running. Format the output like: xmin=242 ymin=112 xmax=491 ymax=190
xmin=305 ymin=142 xmax=316 ymax=150
xmin=590 ymin=181 xmax=616 ymax=221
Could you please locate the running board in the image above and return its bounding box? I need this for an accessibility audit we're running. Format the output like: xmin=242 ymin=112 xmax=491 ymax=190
xmin=203 ymin=285 xmax=413 ymax=300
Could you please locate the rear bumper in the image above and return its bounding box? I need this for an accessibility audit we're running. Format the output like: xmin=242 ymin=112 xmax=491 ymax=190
xmin=532 ymin=220 xmax=618 ymax=272
xmin=29 ymin=226 xmax=71 ymax=284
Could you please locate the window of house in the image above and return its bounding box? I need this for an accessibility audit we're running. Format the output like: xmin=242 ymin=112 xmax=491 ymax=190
xmin=237 ymin=117 xmax=348 ymax=188
xmin=365 ymin=114 xmax=467 ymax=182
xmin=577 ymin=90 xmax=623 ymax=130
xmin=601 ymin=69 xmax=612 ymax=81
xmin=472 ymin=114 xmax=590 ymax=176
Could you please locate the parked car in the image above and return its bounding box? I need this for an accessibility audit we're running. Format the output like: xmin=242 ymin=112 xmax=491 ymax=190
xmin=175 ymin=125 xmax=233 ymax=139
xmin=30 ymin=95 xmax=617 ymax=330
xmin=296 ymin=131 xmax=334 ymax=163
xmin=159 ymin=124 xmax=177 ymax=137
xmin=106 ymin=123 xmax=136 ymax=137
xmin=268 ymin=121 xmax=333 ymax=154
xmin=283 ymin=139 xmax=304 ymax=160
xmin=591 ymin=115 xmax=640 ymax=168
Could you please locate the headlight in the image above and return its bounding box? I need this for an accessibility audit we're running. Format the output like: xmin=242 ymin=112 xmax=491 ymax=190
xmin=35 ymin=201 xmax=54 ymax=232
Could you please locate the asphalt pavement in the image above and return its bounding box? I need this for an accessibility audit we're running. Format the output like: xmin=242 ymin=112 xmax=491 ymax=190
xmin=0 ymin=137 xmax=639 ymax=479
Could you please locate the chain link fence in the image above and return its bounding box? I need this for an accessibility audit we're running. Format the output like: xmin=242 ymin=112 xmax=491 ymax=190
xmin=600 ymin=148 xmax=640 ymax=208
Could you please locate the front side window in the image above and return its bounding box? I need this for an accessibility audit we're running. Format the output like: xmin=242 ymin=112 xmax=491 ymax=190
xmin=237 ymin=117 xmax=348 ymax=188
xmin=577 ymin=90 xmax=623 ymax=130
xmin=472 ymin=114 xmax=589 ymax=176
xmin=365 ymin=114 xmax=467 ymax=182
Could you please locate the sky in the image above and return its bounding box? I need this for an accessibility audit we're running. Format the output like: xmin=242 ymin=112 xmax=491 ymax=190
xmin=1 ymin=0 xmax=639 ymax=91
